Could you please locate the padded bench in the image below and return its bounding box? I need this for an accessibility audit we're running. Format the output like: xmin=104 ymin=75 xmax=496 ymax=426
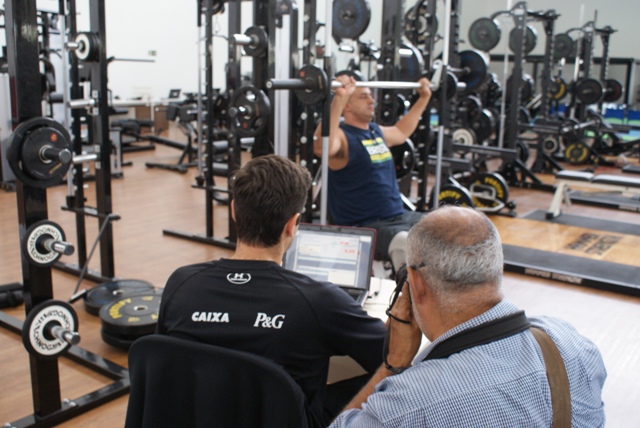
xmin=547 ymin=170 xmax=640 ymax=218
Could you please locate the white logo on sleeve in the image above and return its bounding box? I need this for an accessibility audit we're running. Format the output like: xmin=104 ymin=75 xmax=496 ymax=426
xmin=192 ymin=312 xmax=230 ymax=323
xmin=227 ymin=273 xmax=252 ymax=284
xmin=253 ymin=312 xmax=285 ymax=329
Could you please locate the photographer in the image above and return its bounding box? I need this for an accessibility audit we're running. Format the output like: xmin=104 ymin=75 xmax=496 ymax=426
xmin=330 ymin=206 xmax=606 ymax=427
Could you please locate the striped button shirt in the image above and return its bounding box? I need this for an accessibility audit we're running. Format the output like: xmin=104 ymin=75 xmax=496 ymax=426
xmin=330 ymin=300 xmax=606 ymax=427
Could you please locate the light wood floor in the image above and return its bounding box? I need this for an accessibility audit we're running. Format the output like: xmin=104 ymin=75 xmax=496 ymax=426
xmin=1 ymin=129 xmax=639 ymax=427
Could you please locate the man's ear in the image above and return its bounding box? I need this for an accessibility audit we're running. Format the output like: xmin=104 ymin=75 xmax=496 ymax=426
xmin=230 ymin=200 xmax=236 ymax=222
xmin=407 ymin=268 xmax=426 ymax=304
xmin=284 ymin=213 xmax=300 ymax=238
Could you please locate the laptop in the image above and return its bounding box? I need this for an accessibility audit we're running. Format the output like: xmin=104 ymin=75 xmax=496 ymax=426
xmin=283 ymin=223 xmax=377 ymax=306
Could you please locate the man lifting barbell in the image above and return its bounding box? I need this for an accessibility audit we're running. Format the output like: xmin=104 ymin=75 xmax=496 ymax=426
xmin=313 ymin=74 xmax=432 ymax=272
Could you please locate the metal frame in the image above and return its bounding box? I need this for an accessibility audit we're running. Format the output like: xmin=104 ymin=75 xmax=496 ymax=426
xmin=2 ymin=1 xmax=128 ymax=426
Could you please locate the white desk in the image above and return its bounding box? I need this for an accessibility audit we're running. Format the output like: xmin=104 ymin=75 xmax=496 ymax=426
xmin=327 ymin=278 xmax=395 ymax=383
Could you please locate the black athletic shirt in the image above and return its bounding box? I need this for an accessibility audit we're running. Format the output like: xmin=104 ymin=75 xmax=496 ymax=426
xmin=157 ymin=258 xmax=386 ymax=421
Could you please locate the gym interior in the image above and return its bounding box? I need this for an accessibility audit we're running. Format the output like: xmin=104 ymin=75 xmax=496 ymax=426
xmin=1 ymin=0 xmax=639 ymax=426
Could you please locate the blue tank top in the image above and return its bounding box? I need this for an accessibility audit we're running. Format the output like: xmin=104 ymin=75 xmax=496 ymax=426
xmin=328 ymin=123 xmax=404 ymax=226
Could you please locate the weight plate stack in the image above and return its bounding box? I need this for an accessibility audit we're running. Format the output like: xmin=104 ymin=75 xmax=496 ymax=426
xmin=84 ymin=279 xmax=155 ymax=316
xmin=100 ymin=291 xmax=162 ymax=349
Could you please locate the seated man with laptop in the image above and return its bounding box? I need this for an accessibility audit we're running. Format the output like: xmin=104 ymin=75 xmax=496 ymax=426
xmin=156 ymin=155 xmax=386 ymax=427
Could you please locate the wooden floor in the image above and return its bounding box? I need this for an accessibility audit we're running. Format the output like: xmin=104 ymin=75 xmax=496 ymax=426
xmin=1 ymin=129 xmax=639 ymax=427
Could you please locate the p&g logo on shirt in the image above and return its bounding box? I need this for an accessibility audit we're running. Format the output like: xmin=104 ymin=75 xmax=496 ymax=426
xmin=227 ymin=272 xmax=251 ymax=284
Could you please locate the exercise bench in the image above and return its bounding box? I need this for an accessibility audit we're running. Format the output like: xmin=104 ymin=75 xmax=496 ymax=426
xmin=547 ymin=170 xmax=640 ymax=218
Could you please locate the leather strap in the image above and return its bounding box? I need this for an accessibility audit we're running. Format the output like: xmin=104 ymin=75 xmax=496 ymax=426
xmin=530 ymin=327 xmax=572 ymax=428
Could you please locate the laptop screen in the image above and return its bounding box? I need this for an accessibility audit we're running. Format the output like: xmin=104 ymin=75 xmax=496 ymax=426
xmin=283 ymin=224 xmax=376 ymax=292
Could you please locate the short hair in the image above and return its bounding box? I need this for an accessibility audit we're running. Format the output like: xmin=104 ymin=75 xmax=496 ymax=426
xmin=232 ymin=155 xmax=312 ymax=247
xmin=406 ymin=206 xmax=503 ymax=300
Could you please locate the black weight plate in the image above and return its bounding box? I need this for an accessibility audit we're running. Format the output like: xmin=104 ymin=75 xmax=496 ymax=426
xmin=295 ymin=64 xmax=329 ymax=106
xmin=542 ymin=136 xmax=560 ymax=154
xmin=399 ymin=42 xmax=424 ymax=84
xmin=433 ymin=184 xmax=475 ymax=208
xmin=390 ymin=139 xmax=416 ymax=179
xmin=458 ymin=50 xmax=489 ymax=92
xmin=575 ymin=78 xmax=604 ymax=105
xmin=516 ymin=140 xmax=530 ymax=163
xmin=564 ymin=142 xmax=590 ymax=165
xmin=6 ymin=117 xmax=73 ymax=189
xmin=468 ymin=17 xmax=501 ymax=52
xmin=404 ymin=0 xmax=437 ymax=46
xmin=100 ymin=327 xmax=138 ymax=350
xmin=243 ymin=26 xmax=268 ymax=57
xmin=553 ymin=33 xmax=574 ymax=60
xmin=100 ymin=293 xmax=161 ymax=337
xmin=229 ymin=86 xmax=271 ymax=136
xmin=458 ymin=95 xmax=483 ymax=125
xmin=84 ymin=279 xmax=155 ymax=316
xmin=603 ymin=79 xmax=623 ymax=103
xmin=471 ymin=109 xmax=496 ymax=143
xmin=509 ymin=25 xmax=537 ymax=55
xmin=470 ymin=172 xmax=509 ymax=209
xmin=332 ymin=0 xmax=371 ymax=42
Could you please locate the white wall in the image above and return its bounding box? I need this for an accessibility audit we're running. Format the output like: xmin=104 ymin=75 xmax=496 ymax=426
xmin=13 ymin=1 xmax=640 ymax=101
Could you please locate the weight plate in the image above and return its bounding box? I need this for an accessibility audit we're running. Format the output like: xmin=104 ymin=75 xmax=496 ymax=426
xmin=404 ymin=0 xmax=437 ymax=46
xmin=458 ymin=95 xmax=483 ymax=125
xmin=242 ymin=26 xmax=268 ymax=57
xmin=470 ymin=172 xmax=509 ymax=209
xmin=548 ymin=76 xmax=568 ymax=101
xmin=432 ymin=184 xmax=475 ymax=208
xmin=390 ymin=139 xmax=416 ymax=179
xmin=74 ymin=32 xmax=100 ymax=62
xmin=452 ymin=127 xmax=476 ymax=146
xmin=100 ymin=327 xmax=138 ymax=350
xmin=484 ymin=73 xmax=503 ymax=105
xmin=21 ymin=220 xmax=66 ymax=267
xmin=564 ymin=142 xmax=590 ymax=165
xmin=100 ymin=293 xmax=161 ymax=337
xmin=468 ymin=17 xmax=501 ymax=52
xmin=542 ymin=136 xmax=560 ymax=154
xmin=574 ymin=78 xmax=604 ymax=105
xmin=518 ymin=106 xmax=532 ymax=124
xmin=458 ymin=50 xmax=489 ymax=92
xmin=508 ymin=25 xmax=537 ymax=55
xmin=229 ymin=86 xmax=271 ymax=137
xmin=294 ymin=64 xmax=330 ymax=106
xmin=84 ymin=279 xmax=156 ymax=316
xmin=399 ymin=42 xmax=424 ymax=84
xmin=332 ymin=0 xmax=371 ymax=42
xmin=603 ymin=79 xmax=623 ymax=103
xmin=22 ymin=300 xmax=78 ymax=360
xmin=553 ymin=33 xmax=574 ymax=60
xmin=6 ymin=117 xmax=73 ymax=188
xmin=516 ymin=140 xmax=530 ymax=163
xmin=471 ymin=109 xmax=496 ymax=143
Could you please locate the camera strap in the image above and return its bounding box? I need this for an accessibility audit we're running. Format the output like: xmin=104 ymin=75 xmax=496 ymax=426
xmin=422 ymin=310 xmax=571 ymax=427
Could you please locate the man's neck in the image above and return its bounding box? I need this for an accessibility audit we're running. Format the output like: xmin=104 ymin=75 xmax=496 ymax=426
xmin=343 ymin=117 xmax=370 ymax=130
xmin=230 ymin=242 xmax=285 ymax=265
xmin=422 ymin=291 xmax=503 ymax=341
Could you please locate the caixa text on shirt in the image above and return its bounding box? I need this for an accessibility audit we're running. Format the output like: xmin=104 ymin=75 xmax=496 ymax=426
xmin=190 ymin=311 xmax=285 ymax=329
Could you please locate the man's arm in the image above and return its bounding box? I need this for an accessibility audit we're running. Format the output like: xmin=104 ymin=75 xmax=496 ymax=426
xmin=313 ymin=75 xmax=355 ymax=170
xmin=380 ymin=78 xmax=432 ymax=147
xmin=341 ymin=282 xmax=422 ymax=411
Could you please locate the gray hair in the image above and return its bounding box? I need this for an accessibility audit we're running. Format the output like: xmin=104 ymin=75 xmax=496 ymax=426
xmin=406 ymin=206 xmax=503 ymax=303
